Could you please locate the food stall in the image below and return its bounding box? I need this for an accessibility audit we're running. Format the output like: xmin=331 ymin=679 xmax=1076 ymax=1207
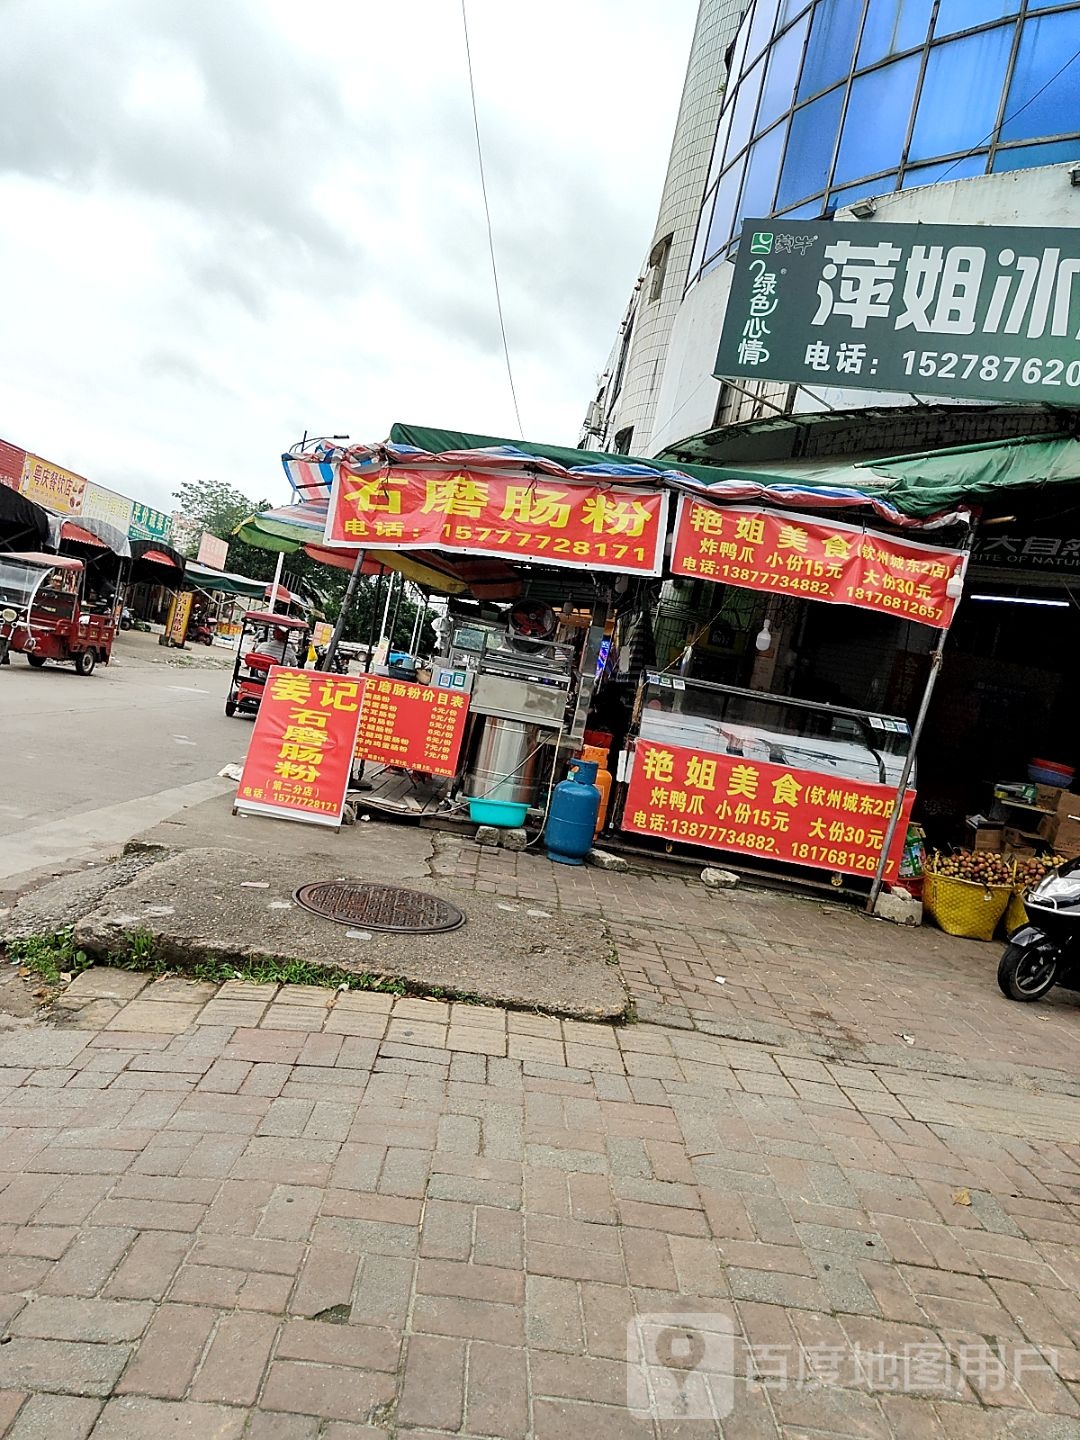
xmin=126 ymin=539 xmax=187 ymax=630
xmin=237 ymin=429 xmax=970 ymax=893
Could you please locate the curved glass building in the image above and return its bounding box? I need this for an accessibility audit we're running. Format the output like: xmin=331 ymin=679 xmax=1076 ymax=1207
xmin=690 ymin=0 xmax=1080 ymax=285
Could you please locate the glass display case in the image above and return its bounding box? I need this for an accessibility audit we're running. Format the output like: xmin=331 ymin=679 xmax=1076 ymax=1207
xmin=636 ymin=672 xmax=911 ymax=788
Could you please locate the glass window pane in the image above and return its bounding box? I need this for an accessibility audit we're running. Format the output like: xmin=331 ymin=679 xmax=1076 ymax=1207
xmin=705 ymin=104 xmax=735 ymax=193
xmin=1001 ymin=13 xmax=1080 ymax=142
xmin=688 ymin=191 xmax=714 ymax=282
xmin=858 ymin=0 xmax=934 ymax=66
xmin=777 ymin=86 xmax=845 ymax=207
xmin=833 ymin=54 xmax=919 ymax=185
xmin=993 ymin=137 xmax=1080 ymax=171
xmin=778 ymin=0 xmax=811 ymax=25
xmin=775 ymin=197 xmax=826 ymax=219
xmin=757 ymin=15 xmax=809 ymax=133
xmin=703 ymin=164 xmax=745 ymax=265
xmin=726 ymin=58 xmax=764 ymax=167
xmin=910 ymin=27 xmax=1014 ymax=161
xmin=797 ymin=0 xmax=864 ymax=100
xmin=733 ymin=123 xmax=788 ymax=241
xmin=746 ymin=0 xmax=781 ymax=65
xmin=726 ymin=10 xmax=752 ymax=93
xmin=903 ymin=152 xmax=989 ymax=186
xmin=934 ymin=0 xmax=1017 ymax=38
xmin=830 ymin=173 xmax=899 ymax=209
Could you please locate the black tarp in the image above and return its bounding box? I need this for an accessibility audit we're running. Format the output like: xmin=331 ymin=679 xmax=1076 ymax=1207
xmin=128 ymin=538 xmax=187 ymax=587
xmin=0 ymin=484 xmax=50 ymax=550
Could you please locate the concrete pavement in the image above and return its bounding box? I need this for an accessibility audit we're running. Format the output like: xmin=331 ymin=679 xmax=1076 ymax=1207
xmin=0 ymin=634 xmax=241 ymax=892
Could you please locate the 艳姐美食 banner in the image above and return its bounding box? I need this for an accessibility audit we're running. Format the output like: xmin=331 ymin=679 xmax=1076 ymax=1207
xmin=672 ymin=498 xmax=966 ymax=629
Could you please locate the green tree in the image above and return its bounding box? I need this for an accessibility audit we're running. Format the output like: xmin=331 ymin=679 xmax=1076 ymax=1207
xmin=172 ymin=478 xmax=433 ymax=649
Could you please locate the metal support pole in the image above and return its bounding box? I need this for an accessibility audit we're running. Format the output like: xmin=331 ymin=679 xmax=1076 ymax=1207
xmin=387 ymin=571 xmax=404 ymax=650
xmin=267 ymin=551 xmax=285 ymax=614
xmin=408 ymin=586 xmax=424 ymax=654
xmin=865 ymin=631 xmax=946 ymax=915
xmin=320 ymin=550 xmax=365 ymax=671
xmin=379 ymin=568 xmax=396 ymax=643
xmin=866 ymin=521 xmax=974 ymax=915
xmin=366 ymin=567 xmax=386 ymax=673
xmin=561 ymin=595 xmax=610 ymax=761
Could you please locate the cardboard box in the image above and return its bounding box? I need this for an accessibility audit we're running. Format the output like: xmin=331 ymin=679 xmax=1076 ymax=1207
xmin=1034 ymin=782 xmax=1068 ymax=810
xmin=1056 ymin=789 xmax=1080 ymax=818
xmin=1054 ymin=816 xmax=1080 ymax=859
xmin=1002 ymin=827 xmax=1041 ymax=858
xmin=965 ymin=819 xmax=1003 ymax=852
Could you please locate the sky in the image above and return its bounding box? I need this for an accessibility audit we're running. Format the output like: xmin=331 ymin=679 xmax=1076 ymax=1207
xmin=0 ymin=0 xmax=699 ymax=514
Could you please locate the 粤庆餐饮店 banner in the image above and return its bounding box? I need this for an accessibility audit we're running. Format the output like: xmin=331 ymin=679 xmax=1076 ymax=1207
xmin=623 ymin=740 xmax=915 ymax=881
xmin=323 ymin=466 xmax=670 ymax=576
xmin=672 ymin=498 xmax=966 ymax=629
xmin=715 ymin=220 xmax=1080 ymax=404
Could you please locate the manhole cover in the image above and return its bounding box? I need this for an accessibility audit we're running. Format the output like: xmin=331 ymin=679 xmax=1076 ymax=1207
xmin=293 ymin=881 xmax=465 ymax=934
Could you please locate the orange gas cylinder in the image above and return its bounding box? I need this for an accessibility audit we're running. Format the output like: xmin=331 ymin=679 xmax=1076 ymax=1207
xmin=581 ymin=744 xmax=612 ymax=837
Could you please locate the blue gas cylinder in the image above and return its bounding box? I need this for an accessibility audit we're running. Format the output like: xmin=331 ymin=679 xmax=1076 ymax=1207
xmin=546 ymin=759 xmax=601 ymax=866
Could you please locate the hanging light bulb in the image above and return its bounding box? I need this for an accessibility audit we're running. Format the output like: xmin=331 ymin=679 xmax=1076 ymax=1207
xmin=755 ymin=618 xmax=773 ymax=653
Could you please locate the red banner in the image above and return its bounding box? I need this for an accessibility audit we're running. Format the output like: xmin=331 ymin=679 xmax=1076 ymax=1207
xmin=623 ymin=740 xmax=914 ymax=880
xmin=236 ymin=667 xmax=362 ymax=827
xmin=672 ymin=499 xmax=964 ymax=629
xmin=324 ymin=467 xmax=668 ymax=576
xmin=354 ymin=677 xmax=469 ymax=777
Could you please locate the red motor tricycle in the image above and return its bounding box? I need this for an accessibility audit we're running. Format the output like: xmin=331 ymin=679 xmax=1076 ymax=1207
xmin=0 ymin=551 xmax=116 ymax=675
xmin=225 ymin=610 xmax=312 ymax=717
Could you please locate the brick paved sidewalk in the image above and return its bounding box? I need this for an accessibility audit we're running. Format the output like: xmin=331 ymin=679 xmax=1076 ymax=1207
xmin=0 ymin=944 xmax=1078 ymax=1438
xmin=435 ymin=838 xmax=1080 ymax=1079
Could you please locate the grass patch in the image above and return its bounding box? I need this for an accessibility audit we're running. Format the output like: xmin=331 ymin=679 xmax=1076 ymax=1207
xmin=183 ymin=954 xmax=407 ymax=994
xmin=96 ymin=933 xmax=410 ymax=994
xmin=6 ymin=932 xmax=628 ymax=1022
xmin=7 ymin=929 xmax=93 ymax=986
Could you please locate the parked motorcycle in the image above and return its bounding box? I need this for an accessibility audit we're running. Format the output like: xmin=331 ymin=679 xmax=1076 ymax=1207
xmin=315 ymin=644 xmax=349 ymax=674
xmin=119 ymin=606 xmax=133 ymax=631
xmin=190 ymin=619 xmax=215 ymax=645
xmin=998 ymin=856 xmax=1080 ymax=1002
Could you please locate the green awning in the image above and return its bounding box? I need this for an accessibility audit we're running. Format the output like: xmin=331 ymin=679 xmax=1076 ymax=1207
xmin=388 ymin=420 xmax=734 ymax=488
xmin=389 ymin=423 xmax=1080 ymax=519
xmin=233 ymin=513 xmax=308 ymax=552
xmin=863 ymin=435 xmax=1080 ymax=516
xmin=184 ymin=559 xmax=266 ymax=597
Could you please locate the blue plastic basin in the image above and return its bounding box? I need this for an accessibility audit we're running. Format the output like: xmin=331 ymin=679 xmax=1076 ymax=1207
xmin=469 ymin=798 xmax=529 ymax=828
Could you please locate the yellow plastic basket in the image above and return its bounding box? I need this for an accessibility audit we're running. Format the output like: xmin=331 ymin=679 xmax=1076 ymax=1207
xmin=1003 ymin=890 xmax=1028 ymax=936
xmin=923 ymin=869 xmax=1012 ymax=941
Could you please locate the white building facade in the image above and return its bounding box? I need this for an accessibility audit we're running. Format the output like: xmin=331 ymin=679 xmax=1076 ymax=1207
xmin=581 ymin=0 xmax=743 ymax=455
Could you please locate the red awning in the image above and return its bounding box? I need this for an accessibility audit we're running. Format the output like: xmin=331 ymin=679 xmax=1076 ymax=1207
xmin=265 ymin=582 xmax=302 ymax=604
xmin=141 ymin=548 xmax=180 ymax=568
xmin=60 ymin=520 xmax=108 ymax=549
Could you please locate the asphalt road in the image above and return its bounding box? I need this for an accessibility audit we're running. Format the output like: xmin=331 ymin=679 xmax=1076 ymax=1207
xmin=0 ymin=631 xmax=246 ymax=890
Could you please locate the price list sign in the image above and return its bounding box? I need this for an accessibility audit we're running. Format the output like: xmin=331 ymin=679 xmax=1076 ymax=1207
xmin=236 ymin=668 xmax=363 ymax=827
xmin=354 ymin=678 xmax=469 ymax=777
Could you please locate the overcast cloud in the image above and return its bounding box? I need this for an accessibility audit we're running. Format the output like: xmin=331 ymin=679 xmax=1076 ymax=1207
xmin=0 ymin=0 xmax=697 ymax=512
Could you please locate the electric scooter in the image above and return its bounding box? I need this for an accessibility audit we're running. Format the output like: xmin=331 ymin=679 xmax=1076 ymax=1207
xmin=998 ymin=856 xmax=1080 ymax=1002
